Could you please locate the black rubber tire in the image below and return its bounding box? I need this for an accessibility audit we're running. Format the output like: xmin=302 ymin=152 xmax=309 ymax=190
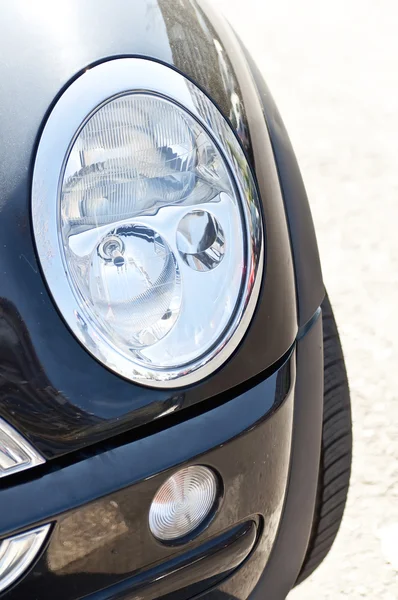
xmin=296 ymin=294 xmax=352 ymax=585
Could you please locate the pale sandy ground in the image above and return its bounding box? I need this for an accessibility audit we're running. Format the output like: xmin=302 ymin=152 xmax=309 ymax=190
xmin=213 ymin=1 xmax=398 ymax=598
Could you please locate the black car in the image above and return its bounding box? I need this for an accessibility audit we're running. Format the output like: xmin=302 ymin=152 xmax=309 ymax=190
xmin=0 ymin=1 xmax=352 ymax=598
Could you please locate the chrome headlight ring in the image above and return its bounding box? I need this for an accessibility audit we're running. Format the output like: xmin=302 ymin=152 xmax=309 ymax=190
xmin=32 ymin=58 xmax=263 ymax=388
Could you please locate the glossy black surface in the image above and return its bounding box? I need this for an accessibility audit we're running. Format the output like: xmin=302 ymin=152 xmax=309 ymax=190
xmin=250 ymin=312 xmax=323 ymax=599
xmin=81 ymin=521 xmax=257 ymax=600
xmin=192 ymin=310 xmax=323 ymax=600
xmin=3 ymin=352 xmax=294 ymax=599
xmin=241 ymin=46 xmax=325 ymax=327
xmin=0 ymin=0 xmax=297 ymax=456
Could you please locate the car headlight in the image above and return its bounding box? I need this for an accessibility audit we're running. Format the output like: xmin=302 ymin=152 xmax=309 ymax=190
xmin=32 ymin=59 xmax=263 ymax=387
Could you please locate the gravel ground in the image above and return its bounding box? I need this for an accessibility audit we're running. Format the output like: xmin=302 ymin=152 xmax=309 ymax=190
xmin=213 ymin=1 xmax=398 ymax=597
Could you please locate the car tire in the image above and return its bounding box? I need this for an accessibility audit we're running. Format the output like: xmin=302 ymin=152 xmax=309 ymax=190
xmin=296 ymin=293 xmax=352 ymax=585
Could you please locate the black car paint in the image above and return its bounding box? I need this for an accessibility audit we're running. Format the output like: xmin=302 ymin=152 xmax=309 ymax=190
xmin=4 ymin=352 xmax=293 ymax=599
xmin=244 ymin=52 xmax=324 ymax=328
xmin=0 ymin=0 xmax=325 ymax=598
xmin=0 ymin=315 xmax=323 ymax=600
xmin=0 ymin=0 xmax=302 ymax=457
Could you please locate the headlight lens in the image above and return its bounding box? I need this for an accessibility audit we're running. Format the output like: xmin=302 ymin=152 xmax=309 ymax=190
xmin=32 ymin=59 xmax=263 ymax=387
xmin=61 ymin=94 xmax=242 ymax=362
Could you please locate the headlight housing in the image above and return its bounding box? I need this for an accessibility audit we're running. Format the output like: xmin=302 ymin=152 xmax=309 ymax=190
xmin=32 ymin=58 xmax=263 ymax=387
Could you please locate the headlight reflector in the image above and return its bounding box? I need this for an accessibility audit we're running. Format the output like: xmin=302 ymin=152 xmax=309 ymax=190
xmin=32 ymin=59 xmax=263 ymax=387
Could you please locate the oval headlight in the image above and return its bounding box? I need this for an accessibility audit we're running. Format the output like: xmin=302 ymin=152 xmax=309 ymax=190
xmin=32 ymin=59 xmax=263 ymax=387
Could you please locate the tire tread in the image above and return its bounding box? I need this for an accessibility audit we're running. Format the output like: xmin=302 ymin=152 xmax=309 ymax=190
xmin=296 ymin=294 xmax=352 ymax=585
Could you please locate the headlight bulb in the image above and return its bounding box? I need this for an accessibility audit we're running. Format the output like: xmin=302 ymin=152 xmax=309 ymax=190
xmin=98 ymin=235 xmax=125 ymax=266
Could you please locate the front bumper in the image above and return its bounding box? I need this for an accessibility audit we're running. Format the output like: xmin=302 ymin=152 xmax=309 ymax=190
xmin=0 ymin=311 xmax=323 ymax=600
